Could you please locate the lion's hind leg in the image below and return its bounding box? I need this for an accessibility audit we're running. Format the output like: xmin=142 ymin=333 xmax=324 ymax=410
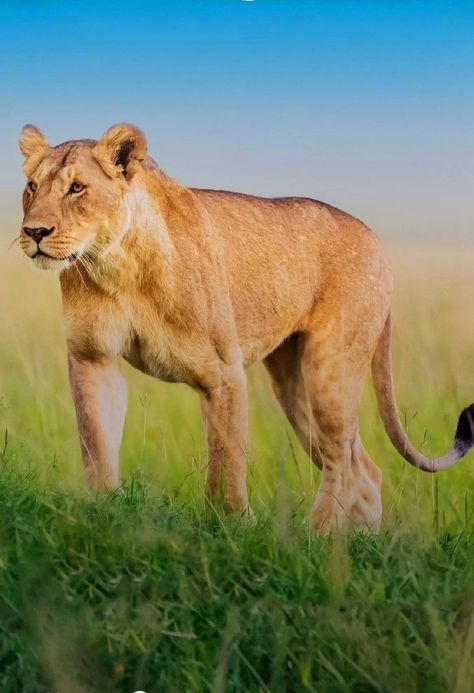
xmin=266 ymin=327 xmax=383 ymax=533
xmin=348 ymin=435 xmax=383 ymax=531
xmin=299 ymin=326 xmax=383 ymax=533
xmin=264 ymin=333 xmax=322 ymax=468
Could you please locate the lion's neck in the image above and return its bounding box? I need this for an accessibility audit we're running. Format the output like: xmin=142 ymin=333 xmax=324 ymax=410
xmin=124 ymin=179 xmax=173 ymax=253
xmin=80 ymin=176 xmax=175 ymax=294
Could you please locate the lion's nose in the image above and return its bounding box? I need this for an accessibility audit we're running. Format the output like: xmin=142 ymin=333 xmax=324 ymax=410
xmin=22 ymin=226 xmax=55 ymax=243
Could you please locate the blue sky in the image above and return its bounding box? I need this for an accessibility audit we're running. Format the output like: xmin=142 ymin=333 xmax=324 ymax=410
xmin=1 ymin=1 xmax=473 ymax=236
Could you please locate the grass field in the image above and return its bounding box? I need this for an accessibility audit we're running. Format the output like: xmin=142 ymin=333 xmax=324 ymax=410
xmin=1 ymin=241 xmax=474 ymax=692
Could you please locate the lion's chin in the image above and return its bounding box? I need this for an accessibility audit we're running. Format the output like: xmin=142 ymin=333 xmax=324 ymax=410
xmin=31 ymin=252 xmax=76 ymax=272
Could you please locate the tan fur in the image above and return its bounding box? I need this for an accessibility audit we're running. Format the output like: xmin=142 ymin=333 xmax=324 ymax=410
xmin=17 ymin=123 xmax=470 ymax=532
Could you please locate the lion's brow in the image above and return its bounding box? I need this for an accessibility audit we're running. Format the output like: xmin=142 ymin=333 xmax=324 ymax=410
xmin=59 ymin=145 xmax=76 ymax=167
xmin=51 ymin=140 xmax=96 ymax=170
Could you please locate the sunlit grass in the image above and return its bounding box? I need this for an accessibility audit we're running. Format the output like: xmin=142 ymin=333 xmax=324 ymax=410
xmin=1 ymin=241 xmax=474 ymax=690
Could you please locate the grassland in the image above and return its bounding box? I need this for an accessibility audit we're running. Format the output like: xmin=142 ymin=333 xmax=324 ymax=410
xmin=1 ymin=242 xmax=474 ymax=692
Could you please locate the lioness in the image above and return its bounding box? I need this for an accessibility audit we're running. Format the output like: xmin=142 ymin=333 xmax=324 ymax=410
xmin=18 ymin=123 xmax=474 ymax=532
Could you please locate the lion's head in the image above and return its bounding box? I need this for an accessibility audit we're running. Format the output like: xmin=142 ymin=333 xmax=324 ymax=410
xmin=18 ymin=123 xmax=147 ymax=270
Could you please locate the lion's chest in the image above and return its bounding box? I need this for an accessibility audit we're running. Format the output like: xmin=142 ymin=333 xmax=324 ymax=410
xmin=65 ymin=294 xmax=194 ymax=386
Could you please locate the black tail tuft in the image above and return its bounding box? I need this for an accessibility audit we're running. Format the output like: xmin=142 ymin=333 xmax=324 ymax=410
xmin=454 ymin=403 xmax=474 ymax=456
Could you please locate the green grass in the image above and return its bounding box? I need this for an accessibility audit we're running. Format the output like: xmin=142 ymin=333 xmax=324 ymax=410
xmin=1 ymin=470 xmax=474 ymax=693
xmin=1 ymin=243 xmax=474 ymax=691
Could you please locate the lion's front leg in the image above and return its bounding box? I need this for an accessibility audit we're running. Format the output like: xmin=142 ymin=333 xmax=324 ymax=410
xmin=68 ymin=353 xmax=127 ymax=490
xmin=200 ymin=362 xmax=250 ymax=515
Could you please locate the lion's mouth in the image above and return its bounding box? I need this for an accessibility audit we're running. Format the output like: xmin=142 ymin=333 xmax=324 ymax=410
xmin=32 ymin=249 xmax=78 ymax=262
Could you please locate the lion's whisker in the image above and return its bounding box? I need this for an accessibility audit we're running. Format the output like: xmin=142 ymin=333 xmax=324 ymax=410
xmin=8 ymin=235 xmax=21 ymax=251
xmin=73 ymin=257 xmax=88 ymax=289
xmin=78 ymin=254 xmax=94 ymax=279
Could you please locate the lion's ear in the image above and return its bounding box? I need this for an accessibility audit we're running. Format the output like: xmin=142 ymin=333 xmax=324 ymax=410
xmin=18 ymin=124 xmax=49 ymax=159
xmin=92 ymin=123 xmax=147 ymax=181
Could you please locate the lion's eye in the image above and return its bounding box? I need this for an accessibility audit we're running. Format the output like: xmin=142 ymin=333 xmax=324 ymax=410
xmin=27 ymin=181 xmax=37 ymax=193
xmin=69 ymin=182 xmax=85 ymax=194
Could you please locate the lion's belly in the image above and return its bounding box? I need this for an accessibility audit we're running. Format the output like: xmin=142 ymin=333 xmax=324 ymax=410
xmin=230 ymin=279 xmax=317 ymax=366
xmin=222 ymin=245 xmax=321 ymax=365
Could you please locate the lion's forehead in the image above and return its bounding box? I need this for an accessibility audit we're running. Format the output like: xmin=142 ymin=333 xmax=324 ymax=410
xmin=34 ymin=144 xmax=102 ymax=184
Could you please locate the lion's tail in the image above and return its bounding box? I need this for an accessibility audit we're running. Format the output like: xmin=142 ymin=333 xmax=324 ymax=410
xmin=371 ymin=312 xmax=474 ymax=472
